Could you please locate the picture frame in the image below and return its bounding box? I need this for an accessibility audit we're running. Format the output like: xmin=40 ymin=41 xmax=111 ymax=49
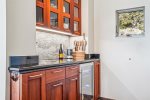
xmin=116 ymin=6 xmax=145 ymax=37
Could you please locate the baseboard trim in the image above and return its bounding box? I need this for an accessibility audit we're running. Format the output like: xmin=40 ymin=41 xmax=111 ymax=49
xmin=99 ymin=97 xmax=115 ymax=100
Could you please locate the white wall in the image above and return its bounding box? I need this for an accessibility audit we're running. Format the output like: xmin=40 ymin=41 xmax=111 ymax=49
xmin=7 ymin=0 xmax=36 ymax=56
xmin=88 ymin=0 xmax=94 ymax=53
xmin=83 ymin=0 xmax=94 ymax=53
xmin=94 ymin=0 xmax=150 ymax=100
xmin=70 ymin=0 xmax=94 ymax=53
xmin=6 ymin=0 xmax=36 ymax=100
xmin=0 ymin=0 xmax=6 ymax=99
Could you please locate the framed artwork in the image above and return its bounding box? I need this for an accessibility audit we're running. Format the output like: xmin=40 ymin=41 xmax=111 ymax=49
xmin=116 ymin=6 xmax=145 ymax=37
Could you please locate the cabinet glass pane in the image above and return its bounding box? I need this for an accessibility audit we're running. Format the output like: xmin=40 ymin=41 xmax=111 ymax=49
xmin=36 ymin=6 xmax=44 ymax=23
xmin=64 ymin=17 xmax=70 ymax=29
xmin=51 ymin=0 xmax=58 ymax=8
xmin=37 ymin=0 xmax=43 ymax=2
xmin=74 ymin=0 xmax=78 ymax=4
xmin=63 ymin=1 xmax=70 ymax=13
xmin=50 ymin=12 xmax=58 ymax=27
xmin=74 ymin=7 xmax=78 ymax=17
xmin=74 ymin=21 xmax=79 ymax=32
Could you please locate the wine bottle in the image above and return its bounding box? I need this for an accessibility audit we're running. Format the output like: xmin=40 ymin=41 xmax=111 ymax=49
xmin=59 ymin=44 xmax=64 ymax=59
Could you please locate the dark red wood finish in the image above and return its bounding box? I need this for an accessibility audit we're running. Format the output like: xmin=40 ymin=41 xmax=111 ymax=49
xmin=46 ymin=80 xmax=66 ymax=100
xmin=46 ymin=67 xmax=65 ymax=83
xmin=21 ymin=71 xmax=46 ymax=100
xmin=10 ymin=62 xmax=100 ymax=100
xmin=94 ymin=61 xmax=101 ymax=100
xmin=66 ymin=65 xmax=79 ymax=78
xmin=36 ymin=0 xmax=81 ymax=35
xmin=66 ymin=75 xmax=80 ymax=100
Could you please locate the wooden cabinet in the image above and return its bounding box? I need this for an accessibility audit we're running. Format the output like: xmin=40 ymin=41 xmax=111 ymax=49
xmin=66 ymin=75 xmax=80 ymax=100
xmin=65 ymin=65 xmax=80 ymax=100
xmin=21 ymin=71 xmax=46 ymax=100
xmin=46 ymin=80 xmax=66 ymax=100
xmin=10 ymin=62 xmax=100 ymax=100
xmin=94 ymin=61 xmax=101 ymax=100
xmin=46 ymin=67 xmax=65 ymax=83
xmin=46 ymin=67 xmax=66 ymax=100
xmin=36 ymin=0 xmax=81 ymax=35
xmin=66 ymin=65 xmax=79 ymax=78
xmin=46 ymin=65 xmax=80 ymax=100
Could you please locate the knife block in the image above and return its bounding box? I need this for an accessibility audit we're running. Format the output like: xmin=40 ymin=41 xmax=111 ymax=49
xmin=72 ymin=51 xmax=85 ymax=61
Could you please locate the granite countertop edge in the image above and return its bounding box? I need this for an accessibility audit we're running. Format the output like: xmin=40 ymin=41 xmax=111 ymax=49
xmin=9 ymin=59 xmax=100 ymax=74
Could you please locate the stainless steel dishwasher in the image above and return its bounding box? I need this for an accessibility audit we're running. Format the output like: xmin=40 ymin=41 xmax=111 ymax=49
xmin=80 ymin=62 xmax=94 ymax=100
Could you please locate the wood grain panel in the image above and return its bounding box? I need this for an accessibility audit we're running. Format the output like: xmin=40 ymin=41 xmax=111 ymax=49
xmin=94 ymin=61 xmax=101 ymax=100
xmin=10 ymin=75 xmax=20 ymax=100
xmin=66 ymin=75 xmax=80 ymax=100
xmin=46 ymin=80 xmax=66 ymax=100
xmin=66 ymin=65 xmax=79 ymax=78
xmin=21 ymin=71 xmax=46 ymax=100
xmin=46 ymin=68 xmax=65 ymax=83
xmin=28 ymin=78 xmax=41 ymax=100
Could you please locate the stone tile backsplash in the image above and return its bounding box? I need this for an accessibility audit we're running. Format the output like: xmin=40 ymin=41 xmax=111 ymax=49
xmin=36 ymin=31 xmax=70 ymax=60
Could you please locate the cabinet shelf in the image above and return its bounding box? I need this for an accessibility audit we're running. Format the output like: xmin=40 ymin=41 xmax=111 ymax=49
xmin=36 ymin=26 xmax=78 ymax=36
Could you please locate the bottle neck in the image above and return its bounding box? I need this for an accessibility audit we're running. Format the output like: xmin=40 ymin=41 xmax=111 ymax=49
xmin=60 ymin=44 xmax=63 ymax=50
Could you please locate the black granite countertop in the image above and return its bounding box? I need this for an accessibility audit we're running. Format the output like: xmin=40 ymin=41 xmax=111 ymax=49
xmin=9 ymin=59 xmax=100 ymax=74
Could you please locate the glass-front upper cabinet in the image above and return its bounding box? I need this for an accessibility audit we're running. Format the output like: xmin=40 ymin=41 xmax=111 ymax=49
xmin=36 ymin=0 xmax=81 ymax=35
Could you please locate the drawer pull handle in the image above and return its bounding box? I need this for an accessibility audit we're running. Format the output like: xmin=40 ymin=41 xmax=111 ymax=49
xmin=70 ymin=67 xmax=78 ymax=70
xmin=71 ymin=78 xmax=78 ymax=81
xmin=53 ymin=83 xmax=63 ymax=87
xmin=52 ymin=70 xmax=63 ymax=73
xmin=29 ymin=74 xmax=42 ymax=78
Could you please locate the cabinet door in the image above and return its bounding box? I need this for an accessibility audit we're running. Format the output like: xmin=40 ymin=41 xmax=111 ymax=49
xmin=94 ymin=61 xmax=100 ymax=100
xmin=21 ymin=71 xmax=46 ymax=100
xmin=66 ymin=75 xmax=80 ymax=100
xmin=46 ymin=80 xmax=66 ymax=100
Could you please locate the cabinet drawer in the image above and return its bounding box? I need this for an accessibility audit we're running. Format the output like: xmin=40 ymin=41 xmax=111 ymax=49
xmin=66 ymin=65 xmax=79 ymax=78
xmin=46 ymin=67 xmax=65 ymax=83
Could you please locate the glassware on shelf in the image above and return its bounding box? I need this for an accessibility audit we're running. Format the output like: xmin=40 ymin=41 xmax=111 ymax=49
xmin=36 ymin=6 xmax=44 ymax=23
xmin=74 ymin=7 xmax=78 ymax=17
xmin=74 ymin=21 xmax=79 ymax=32
xmin=50 ymin=12 xmax=58 ymax=27
xmin=63 ymin=1 xmax=70 ymax=14
xmin=64 ymin=17 xmax=70 ymax=29
xmin=50 ymin=0 xmax=58 ymax=8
